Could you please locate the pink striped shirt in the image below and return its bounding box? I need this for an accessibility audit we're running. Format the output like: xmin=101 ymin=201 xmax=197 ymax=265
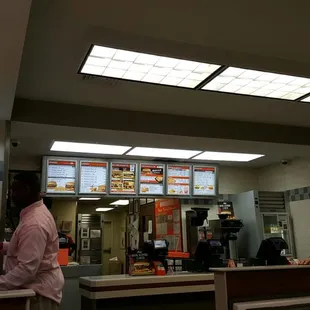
xmin=0 ymin=200 xmax=64 ymax=304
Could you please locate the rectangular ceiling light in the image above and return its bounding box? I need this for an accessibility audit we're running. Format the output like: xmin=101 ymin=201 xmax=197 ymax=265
xmin=202 ymin=67 xmax=310 ymax=100
xmin=79 ymin=197 xmax=101 ymax=201
xmin=192 ymin=151 xmax=264 ymax=162
xmin=51 ymin=141 xmax=131 ymax=155
xmin=80 ymin=45 xmax=220 ymax=89
xmin=301 ymin=95 xmax=310 ymax=102
xmin=110 ymin=199 xmax=130 ymax=206
xmin=96 ymin=207 xmax=114 ymax=212
xmin=127 ymin=147 xmax=201 ymax=159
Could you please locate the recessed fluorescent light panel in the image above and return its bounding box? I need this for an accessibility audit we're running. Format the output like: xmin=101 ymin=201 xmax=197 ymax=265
xmin=202 ymin=67 xmax=310 ymax=100
xmin=301 ymin=95 xmax=310 ymax=102
xmin=127 ymin=147 xmax=201 ymax=159
xmin=110 ymin=200 xmax=130 ymax=206
xmin=80 ymin=45 xmax=220 ymax=88
xmin=96 ymin=208 xmax=114 ymax=212
xmin=193 ymin=151 xmax=264 ymax=162
xmin=51 ymin=141 xmax=131 ymax=155
xmin=79 ymin=197 xmax=101 ymax=201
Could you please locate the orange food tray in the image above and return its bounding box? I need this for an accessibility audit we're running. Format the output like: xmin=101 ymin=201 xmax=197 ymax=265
xmin=167 ymin=252 xmax=190 ymax=258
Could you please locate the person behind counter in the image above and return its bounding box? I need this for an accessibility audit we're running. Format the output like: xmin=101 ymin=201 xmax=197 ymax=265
xmin=0 ymin=172 xmax=64 ymax=310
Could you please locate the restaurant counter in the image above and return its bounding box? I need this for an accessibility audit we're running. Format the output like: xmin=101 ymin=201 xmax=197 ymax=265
xmin=79 ymin=272 xmax=215 ymax=310
xmin=0 ymin=289 xmax=35 ymax=310
xmin=61 ymin=264 xmax=102 ymax=310
xmin=211 ymin=265 xmax=310 ymax=310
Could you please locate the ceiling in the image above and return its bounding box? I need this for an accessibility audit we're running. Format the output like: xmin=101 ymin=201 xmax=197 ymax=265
xmin=0 ymin=0 xmax=31 ymax=120
xmin=9 ymin=121 xmax=310 ymax=169
xmin=5 ymin=1 xmax=310 ymax=169
xmin=12 ymin=0 xmax=310 ymax=128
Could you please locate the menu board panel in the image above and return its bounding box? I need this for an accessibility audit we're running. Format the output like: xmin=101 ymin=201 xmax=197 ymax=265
xmin=193 ymin=166 xmax=216 ymax=196
xmin=110 ymin=163 xmax=136 ymax=194
xmin=47 ymin=160 xmax=76 ymax=194
xmin=167 ymin=165 xmax=191 ymax=196
xmin=79 ymin=161 xmax=108 ymax=194
xmin=139 ymin=164 xmax=164 ymax=195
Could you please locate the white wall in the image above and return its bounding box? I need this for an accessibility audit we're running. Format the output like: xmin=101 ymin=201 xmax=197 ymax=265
xmin=290 ymin=200 xmax=310 ymax=258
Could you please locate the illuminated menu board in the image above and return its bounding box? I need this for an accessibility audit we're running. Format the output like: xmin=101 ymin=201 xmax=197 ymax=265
xmin=110 ymin=162 xmax=136 ymax=194
xmin=79 ymin=161 xmax=108 ymax=194
xmin=47 ymin=160 xmax=76 ymax=194
xmin=193 ymin=166 xmax=216 ymax=196
xmin=139 ymin=164 xmax=164 ymax=195
xmin=167 ymin=165 xmax=191 ymax=196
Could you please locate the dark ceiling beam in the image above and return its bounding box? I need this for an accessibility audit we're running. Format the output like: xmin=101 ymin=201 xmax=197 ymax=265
xmin=12 ymin=97 xmax=310 ymax=146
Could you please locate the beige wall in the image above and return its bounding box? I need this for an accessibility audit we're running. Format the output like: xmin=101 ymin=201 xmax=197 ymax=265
xmin=219 ymin=166 xmax=259 ymax=194
xmin=50 ymin=199 xmax=77 ymax=242
xmin=258 ymin=158 xmax=310 ymax=191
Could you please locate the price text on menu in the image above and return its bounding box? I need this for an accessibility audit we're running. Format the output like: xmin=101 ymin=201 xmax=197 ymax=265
xmin=47 ymin=160 xmax=76 ymax=193
xmin=139 ymin=164 xmax=164 ymax=195
xmin=80 ymin=161 xmax=108 ymax=194
xmin=193 ymin=166 xmax=216 ymax=196
xmin=167 ymin=165 xmax=190 ymax=196
xmin=110 ymin=163 xmax=136 ymax=194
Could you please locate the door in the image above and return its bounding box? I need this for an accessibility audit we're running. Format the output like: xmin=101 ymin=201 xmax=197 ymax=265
xmin=102 ymin=220 xmax=112 ymax=275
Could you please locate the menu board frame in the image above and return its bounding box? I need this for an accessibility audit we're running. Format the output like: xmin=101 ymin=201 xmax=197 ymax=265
xmin=109 ymin=161 xmax=138 ymax=195
xmin=42 ymin=157 xmax=219 ymax=198
xmin=79 ymin=160 xmax=109 ymax=195
xmin=138 ymin=163 xmax=165 ymax=196
xmin=166 ymin=164 xmax=192 ymax=197
xmin=192 ymin=165 xmax=218 ymax=197
xmin=42 ymin=156 xmax=78 ymax=196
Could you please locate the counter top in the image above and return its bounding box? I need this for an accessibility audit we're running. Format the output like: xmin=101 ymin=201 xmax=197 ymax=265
xmin=80 ymin=272 xmax=215 ymax=299
xmin=211 ymin=265 xmax=310 ymax=272
xmin=80 ymin=272 xmax=214 ymax=287
xmin=0 ymin=289 xmax=35 ymax=299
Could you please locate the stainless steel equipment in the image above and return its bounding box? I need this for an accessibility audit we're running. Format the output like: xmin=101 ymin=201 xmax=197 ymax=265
xmin=232 ymin=190 xmax=295 ymax=259
xmin=76 ymin=213 xmax=104 ymax=265
xmin=208 ymin=219 xmax=243 ymax=260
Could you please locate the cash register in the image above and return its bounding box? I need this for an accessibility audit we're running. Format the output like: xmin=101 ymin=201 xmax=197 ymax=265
xmin=194 ymin=239 xmax=224 ymax=271
xmin=255 ymin=237 xmax=289 ymax=266
xmin=143 ymin=239 xmax=169 ymax=273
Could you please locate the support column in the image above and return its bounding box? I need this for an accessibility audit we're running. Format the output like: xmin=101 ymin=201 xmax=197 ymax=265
xmin=0 ymin=121 xmax=10 ymax=274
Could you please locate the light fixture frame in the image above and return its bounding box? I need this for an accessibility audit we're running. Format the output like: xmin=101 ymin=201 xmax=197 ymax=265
xmin=78 ymin=44 xmax=310 ymax=102
xmin=78 ymin=44 xmax=223 ymax=90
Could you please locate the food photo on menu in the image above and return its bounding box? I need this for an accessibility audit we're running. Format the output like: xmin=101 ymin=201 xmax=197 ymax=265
xmin=46 ymin=160 xmax=76 ymax=193
xmin=140 ymin=165 xmax=164 ymax=194
xmin=47 ymin=179 xmax=75 ymax=193
xmin=110 ymin=163 xmax=136 ymax=193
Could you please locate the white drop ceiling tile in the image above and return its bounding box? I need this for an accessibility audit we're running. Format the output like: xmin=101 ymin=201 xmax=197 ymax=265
xmin=302 ymin=96 xmax=310 ymax=102
xmin=81 ymin=65 xmax=105 ymax=75
xmin=161 ymin=76 xmax=182 ymax=86
xmin=104 ymin=68 xmax=126 ymax=78
xmin=85 ymin=57 xmax=110 ymax=67
xmin=178 ymin=79 xmax=200 ymax=88
xmin=201 ymin=66 xmax=310 ymax=101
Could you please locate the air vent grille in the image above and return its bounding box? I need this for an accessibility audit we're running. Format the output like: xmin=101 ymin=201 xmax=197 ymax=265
xmin=258 ymin=191 xmax=286 ymax=212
